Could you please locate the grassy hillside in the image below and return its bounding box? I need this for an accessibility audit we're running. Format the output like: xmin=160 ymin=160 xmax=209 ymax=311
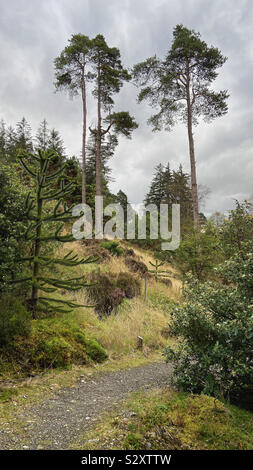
xmin=0 ymin=240 xmax=179 ymax=380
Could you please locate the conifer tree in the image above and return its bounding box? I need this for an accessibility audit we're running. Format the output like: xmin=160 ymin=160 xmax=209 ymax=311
xmin=5 ymin=126 xmax=17 ymax=161
xmin=54 ymin=34 xmax=93 ymax=204
xmin=0 ymin=120 xmax=6 ymax=159
xmin=163 ymin=163 xmax=173 ymax=203
xmin=36 ymin=119 xmax=50 ymax=151
xmin=89 ymin=35 xmax=137 ymax=197
xmin=144 ymin=162 xmax=193 ymax=235
xmin=169 ymin=165 xmax=193 ymax=226
xmin=144 ymin=164 xmax=167 ymax=206
xmin=11 ymin=148 xmax=94 ymax=317
xmin=133 ymin=25 xmax=228 ymax=227
xmin=116 ymin=190 xmax=128 ymax=215
xmin=115 ymin=190 xmax=131 ymax=237
xmin=48 ymin=128 xmax=66 ymax=160
xmin=62 ymin=156 xmax=82 ymax=205
xmin=36 ymin=120 xmax=66 ymax=175
xmin=16 ymin=117 xmax=33 ymax=153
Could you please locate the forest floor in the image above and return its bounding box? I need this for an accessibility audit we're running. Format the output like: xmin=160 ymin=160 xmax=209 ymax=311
xmin=0 ymin=361 xmax=173 ymax=450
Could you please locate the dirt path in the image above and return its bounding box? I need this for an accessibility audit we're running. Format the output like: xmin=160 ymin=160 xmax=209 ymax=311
xmin=0 ymin=362 xmax=173 ymax=450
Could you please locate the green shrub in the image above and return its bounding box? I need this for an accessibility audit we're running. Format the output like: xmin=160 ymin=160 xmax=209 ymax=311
xmin=31 ymin=320 xmax=108 ymax=368
xmin=0 ymin=297 xmax=31 ymax=348
xmin=0 ymin=164 xmax=29 ymax=291
xmin=215 ymin=239 xmax=253 ymax=299
xmin=219 ymin=200 xmax=253 ymax=258
xmin=172 ymin=225 xmax=221 ymax=280
xmin=117 ymin=272 xmax=141 ymax=299
xmin=165 ymin=256 xmax=253 ymax=409
xmin=100 ymin=240 xmax=123 ymax=256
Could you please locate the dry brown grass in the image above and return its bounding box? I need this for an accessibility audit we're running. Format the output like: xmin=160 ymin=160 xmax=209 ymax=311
xmin=127 ymin=244 xmax=182 ymax=295
xmin=71 ymin=283 xmax=171 ymax=357
xmin=49 ymin=239 xmax=181 ymax=359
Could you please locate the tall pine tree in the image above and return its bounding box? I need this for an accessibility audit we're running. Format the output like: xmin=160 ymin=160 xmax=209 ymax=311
xmin=54 ymin=34 xmax=93 ymax=204
xmin=89 ymin=35 xmax=137 ymax=197
xmin=133 ymin=25 xmax=228 ymax=227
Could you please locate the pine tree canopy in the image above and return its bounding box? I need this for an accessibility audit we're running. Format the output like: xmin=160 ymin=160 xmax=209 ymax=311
xmin=90 ymin=34 xmax=131 ymax=110
xmin=54 ymin=34 xmax=94 ymax=95
xmin=133 ymin=24 xmax=229 ymax=131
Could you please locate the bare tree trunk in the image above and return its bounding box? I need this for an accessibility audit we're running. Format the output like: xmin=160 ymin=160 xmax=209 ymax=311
xmin=96 ymin=60 xmax=102 ymax=197
xmin=186 ymin=62 xmax=199 ymax=228
xmin=81 ymin=65 xmax=86 ymax=204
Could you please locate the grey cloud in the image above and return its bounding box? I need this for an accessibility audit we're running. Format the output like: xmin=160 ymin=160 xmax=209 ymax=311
xmin=0 ymin=0 xmax=252 ymax=216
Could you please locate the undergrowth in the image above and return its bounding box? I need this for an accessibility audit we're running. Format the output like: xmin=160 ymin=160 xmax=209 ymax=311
xmin=73 ymin=388 xmax=253 ymax=450
xmin=0 ymin=241 xmax=177 ymax=380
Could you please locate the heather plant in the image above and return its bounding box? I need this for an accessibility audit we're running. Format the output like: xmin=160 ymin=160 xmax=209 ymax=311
xmin=88 ymin=271 xmax=141 ymax=316
xmin=116 ymin=272 xmax=141 ymax=299
xmin=124 ymin=257 xmax=148 ymax=277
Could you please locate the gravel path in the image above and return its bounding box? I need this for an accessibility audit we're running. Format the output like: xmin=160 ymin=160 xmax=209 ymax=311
xmin=0 ymin=362 xmax=173 ymax=450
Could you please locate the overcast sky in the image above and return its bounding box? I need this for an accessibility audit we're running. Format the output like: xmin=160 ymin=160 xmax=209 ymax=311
xmin=0 ymin=0 xmax=252 ymax=215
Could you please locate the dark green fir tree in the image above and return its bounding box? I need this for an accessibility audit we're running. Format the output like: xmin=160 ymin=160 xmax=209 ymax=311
xmin=144 ymin=163 xmax=167 ymax=207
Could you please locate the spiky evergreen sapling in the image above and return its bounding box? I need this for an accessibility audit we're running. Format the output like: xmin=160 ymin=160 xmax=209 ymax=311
xmin=13 ymin=148 xmax=94 ymax=317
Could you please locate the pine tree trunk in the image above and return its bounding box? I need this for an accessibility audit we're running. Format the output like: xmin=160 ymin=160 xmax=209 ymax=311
xmin=96 ymin=60 xmax=102 ymax=197
xmin=186 ymin=61 xmax=199 ymax=228
xmin=81 ymin=66 xmax=87 ymax=204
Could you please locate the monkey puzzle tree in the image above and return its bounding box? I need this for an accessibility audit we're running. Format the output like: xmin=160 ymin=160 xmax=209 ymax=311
xmin=54 ymin=34 xmax=93 ymax=204
xmin=89 ymin=35 xmax=137 ymax=197
xmin=11 ymin=149 xmax=94 ymax=317
xmin=133 ymin=24 xmax=228 ymax=227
